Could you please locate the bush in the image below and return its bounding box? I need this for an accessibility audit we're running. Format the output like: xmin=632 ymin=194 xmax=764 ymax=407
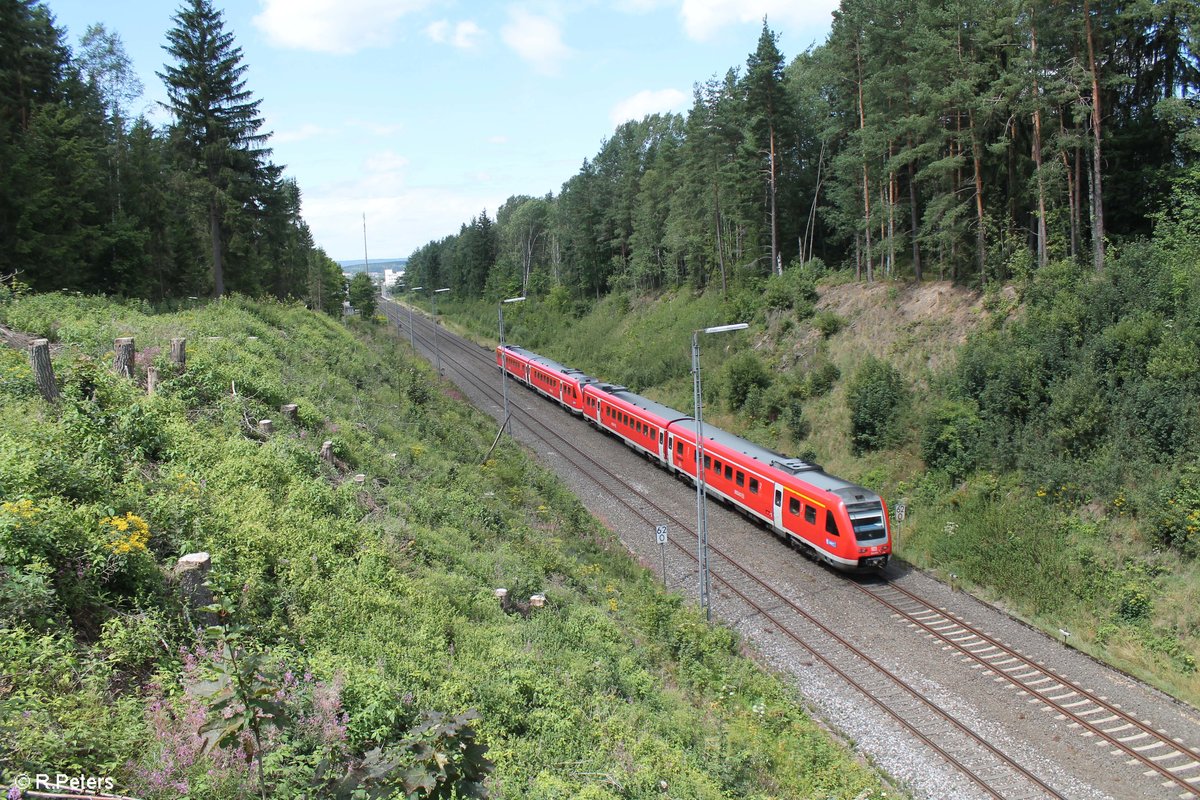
xmin=846 ymin=356 xmax=908 ymax=454
xmin=722 ymin=352 xmax=772 ymax=411
xmin=812 ymin=310 xmax=845 ymax=338
xmin=804 ymin=361 xmax=840 ymax=397
xmin=762 ymin=265 xmax=818 ymax=315
xmin=921 ymin=399 xmax=983 ymax=481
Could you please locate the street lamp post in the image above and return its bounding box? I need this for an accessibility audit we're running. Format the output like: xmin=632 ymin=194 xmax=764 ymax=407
xmin=692 ymin=322 xmax=749 ymax=621
xmin=499 ymin=296 xmax=526 ymax=436
xmin=408 ymin=286 xmax=423 ymax=350
xmin=432 ymin=288 xmax=450 ymax=372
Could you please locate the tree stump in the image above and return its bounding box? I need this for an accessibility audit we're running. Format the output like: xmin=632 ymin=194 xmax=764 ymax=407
xmin=174 ymin=552 xmax=214 ymax=624
xmin=320 ymin=440 xmax=334 ymax=464
xmin=29 ymin=339 xmax=58 ymax=403
xmin=258 ymin=419 xmax=274 ymax=436
xmin=281 ymin=403 xmax=299 ymax=423
xmin=113 ymin=337 xmax=135 ymax=379
xmin=146 ymin=365 xmax=159 ymax=395
xmin=170 ymin=338 xmax=187 ymax=371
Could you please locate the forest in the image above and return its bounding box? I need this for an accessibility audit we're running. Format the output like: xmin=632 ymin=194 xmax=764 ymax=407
xmin=0 ymin=0 xmax=344 ymax=310
xmin=404 ymin=2 xmax=1199 ymax=299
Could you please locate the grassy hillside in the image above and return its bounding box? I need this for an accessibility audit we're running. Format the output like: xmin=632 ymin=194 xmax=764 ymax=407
xmin=0 ymin=293 xmax=890 ymax=799
xmin=436 ymin=215 xmax=1200 ymax=708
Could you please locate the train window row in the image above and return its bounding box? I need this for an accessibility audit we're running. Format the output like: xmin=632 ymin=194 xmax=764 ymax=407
xmin=701 ymin=454 xmax=760 ymax=495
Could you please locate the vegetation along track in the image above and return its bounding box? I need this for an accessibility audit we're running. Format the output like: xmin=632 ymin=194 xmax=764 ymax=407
xmin=861 ymin=579 xmax=1200 ymax=797
xmin=384 ymin=298 xmax=1077 ymax=799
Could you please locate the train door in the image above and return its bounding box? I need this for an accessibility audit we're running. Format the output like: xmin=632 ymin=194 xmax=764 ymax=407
xmin=773 ymin=485 xmax=784 ymax=531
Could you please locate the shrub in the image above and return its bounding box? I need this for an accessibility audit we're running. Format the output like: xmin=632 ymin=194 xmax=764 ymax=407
xmin=812 ymin=310 xmax=845 ymax=338
xmin=846 ymin=356 xmax=908 ymax=454
xmin=804 ymin=361 xmax=840 ymax=397
xmin=722 ymin=352 xmax=772 ymax=411
xmin=762 ymin=265 xmax=818 ymax=314
xmin=921 ymin=399 xmax=983 ymax=481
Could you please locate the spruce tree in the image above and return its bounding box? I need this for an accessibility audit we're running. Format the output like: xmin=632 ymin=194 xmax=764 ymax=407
xmin=158 ymin=0 xmax=269 ymax=298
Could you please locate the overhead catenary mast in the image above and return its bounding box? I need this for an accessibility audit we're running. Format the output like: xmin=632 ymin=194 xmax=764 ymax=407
xmin=362 ymin=212 xmax=370 ymax=272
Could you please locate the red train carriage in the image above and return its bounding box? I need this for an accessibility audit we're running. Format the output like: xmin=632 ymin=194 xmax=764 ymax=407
xmin=496 ymin=345 xmax=594 ymax=415
xmin=583 ymin=383 xmax=688 ymax=462
xmin=496 ymin=344 xmax=890 ymax=570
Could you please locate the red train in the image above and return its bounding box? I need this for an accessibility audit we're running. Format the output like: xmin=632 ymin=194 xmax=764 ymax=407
xmin=497 ymin=344 xmax=891 ymax=570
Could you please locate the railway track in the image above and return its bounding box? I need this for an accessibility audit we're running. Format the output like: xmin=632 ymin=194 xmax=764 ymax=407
xmin=860 ymin=579 xmax=1200 ymax=798
xmin=382 ymin=297 xmax=1200 ymax=798
xmin=384 ymin=298 xmax=1070 ymax=796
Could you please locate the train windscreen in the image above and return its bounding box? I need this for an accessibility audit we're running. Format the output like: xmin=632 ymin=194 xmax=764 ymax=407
xmin=849 ymin=505 xmax=887 ymax=542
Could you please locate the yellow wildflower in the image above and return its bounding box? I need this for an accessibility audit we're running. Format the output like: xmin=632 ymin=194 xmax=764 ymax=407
xmin=102 ymin=512 xmax=151 ymax=554
xmin=1 ymin=499 xmax=40 ymax=519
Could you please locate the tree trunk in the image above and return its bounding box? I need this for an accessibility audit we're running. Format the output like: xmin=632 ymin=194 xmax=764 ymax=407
xmin=170 ymin=338 xmax=187 ymax=371
xmin=769 ymin=124 xmax=780 ymax=275
xmin=1084 ymin=0 xmax=1105 ymax=271
xmin=969 ymin=108 xmax=987 ymax=286
xmin=856 ymin=40 xmax=873 ymax=283
xmin=113 ymin=337 xmax=135 ymax=379
xmin=908 ymin=155 xmax=922 ymax=282
xmin=29 ymin=339 xmax=58 ymax=403
xmin=210 ymin=201 xmax=225 ymax=298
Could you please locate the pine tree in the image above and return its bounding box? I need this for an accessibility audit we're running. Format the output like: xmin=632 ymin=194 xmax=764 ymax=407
xmin=158 ymin=0 xmax=270 ymax=298
xmin=743 ymin=20 xmax=796 ymax=275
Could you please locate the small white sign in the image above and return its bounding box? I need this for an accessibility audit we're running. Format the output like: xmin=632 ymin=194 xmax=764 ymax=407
xmin=894 ymin=503 xmax=907 ymax=521
xmin=655 ymin=525 xmax=668 ymax=545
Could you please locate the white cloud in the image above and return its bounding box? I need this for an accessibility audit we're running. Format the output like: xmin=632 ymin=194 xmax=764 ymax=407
xmin=253 ymin=0 xmax=431 ymax=54
xmin=273 ymin=122 xmax=328 ymax=144
xmin=610 ymin=88 xmax=688 ymax=125
xmin=365 ymin=150 xmax=410 ymax=173
xmin=346 ymin=119 xmax=406 ymax=137
xmin=452 ymin=20 xmax=484 ymax=48
xmin=426 ymin=19 xmax=450 ymax=43
xmin=679 ymin=0 xmax=838 ymax=42
xmin=427 ymin=19 xmax=484 ymax=49
xmin=487 ymin=135 xmax=509 ymax=144
xmin=501 ymin=9 xmax=570 ymax=74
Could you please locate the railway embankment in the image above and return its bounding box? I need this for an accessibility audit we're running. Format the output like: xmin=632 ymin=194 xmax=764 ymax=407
xmin=0 ymin=292 xmax=892 ymax=799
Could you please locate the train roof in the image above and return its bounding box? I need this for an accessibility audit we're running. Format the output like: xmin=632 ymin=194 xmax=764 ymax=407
xmin=603 ymin=387 xmax=692 ymax=424
xmin=505 ymin=346 xmax=594 ymax=382
xmin=670 ymin=418 xmax=875 ymax=500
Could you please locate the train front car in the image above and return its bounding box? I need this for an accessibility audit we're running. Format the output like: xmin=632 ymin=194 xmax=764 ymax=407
xmin=771 ymin=457 xmax=891 ymax=570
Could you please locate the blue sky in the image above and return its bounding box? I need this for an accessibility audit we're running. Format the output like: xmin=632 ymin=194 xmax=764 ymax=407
xmin=46 ymin=1 xmax=838 ymax=261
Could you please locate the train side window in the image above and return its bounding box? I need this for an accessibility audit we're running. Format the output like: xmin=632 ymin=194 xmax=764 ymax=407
xmin=788 ymin=497 xmax=800 ymax=515
xmin=804 ymin=505 xmax=816 ymax=525
xmin=713 ymin=459 xmax=721 ymax=473
xmin=749 ymin=478 xmax=759 ymax=494
xmin=704 ymin=455 xmax=711 ymax=470
xmin=676 ymin=441 xmax=683 ymax=455
xmin=825 ymin=510 xmax=840 ymax=537
xmin=736 ymin=471 xmax=744 ymax=487
xmin=724 ymin=465 xmax=732 ymax=480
